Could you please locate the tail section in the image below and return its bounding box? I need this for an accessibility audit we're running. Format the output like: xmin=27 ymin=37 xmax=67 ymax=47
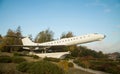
xmin=22 ymin=37 xmax=35 ymax=45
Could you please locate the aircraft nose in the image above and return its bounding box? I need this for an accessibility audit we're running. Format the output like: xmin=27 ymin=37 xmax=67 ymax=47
xmin=104 ymin=35 xmax=106 ymax=38
xmin=100 ymin=34 xmax=106 ymax=39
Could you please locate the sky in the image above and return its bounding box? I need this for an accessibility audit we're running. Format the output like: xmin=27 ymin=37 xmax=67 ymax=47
xmin=0 ymin=0 xmax=120 ymax=53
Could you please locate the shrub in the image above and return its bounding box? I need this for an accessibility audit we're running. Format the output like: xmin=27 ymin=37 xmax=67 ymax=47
xmin=28 ymin=55 xmax=40 ymax=59
xmin=12 ymin=56 xmax=26 ymax=63
xmin=73 ymin=59 xmax=83 ymax=67
xmin=17 ymin=61 xmax=65 ymax=74
xmin=89 ymin=60 xmax=120 ymax=74
xmin=32 ymin=55 xmax=39 ymax=59
xmin=13 ymin=52 xmax=23 ymax=56
xmin=73 ymin=59 xmax=90 ymax=68
xmin=68 ymin=62 xmax=74 ymax=68
xmin=0 ymin=48 xmax=11 ymax=52
xmin=64 ymin=54 xmax=74 ymax=60
xmin=43 ymin=57 xmax=60 ymax=62
xmin=13 ymin=51 xmax=28 ymax=56
xmin=0 ymin=56 xmax=12 ymax=63
xmin=17 ymin=62 xmax=32 ymax=72
xmin=28 ymin=61 xmax=65 ymax=74
xmin=58 ymin=60 xmax=69 ymax=71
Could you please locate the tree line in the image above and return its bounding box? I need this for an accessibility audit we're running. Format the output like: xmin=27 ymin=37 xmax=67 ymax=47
xmin=0 ymin=26 xmax=75 ymax=52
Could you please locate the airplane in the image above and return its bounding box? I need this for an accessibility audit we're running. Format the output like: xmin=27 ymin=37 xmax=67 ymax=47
xmin=7 ymin=33 xmax=106 ymax=58
xmin=22 ymin=33 xmax=105 ymax=47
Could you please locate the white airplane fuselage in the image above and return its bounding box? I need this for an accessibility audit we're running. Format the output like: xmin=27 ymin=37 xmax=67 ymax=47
xmin=22 ymin=33 xmax=105 ymax=47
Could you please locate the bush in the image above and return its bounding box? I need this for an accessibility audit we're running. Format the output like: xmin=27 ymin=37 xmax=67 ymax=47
xmin=68 ymin=62 xmax=74 ymax=68
xmin=29 ymin=61 xmax=65 ymax=74
xmin=32 ymin=55 xmax=39 ymax=59
xmin=89 ymin=60 xmax=120 ymax=74
xmin=13 ymin=51 xmax=28 ymax=56
xmin=58 ymin=60 xmax=69 ymax=71
xmin=73 ymin=59 xmax=90 ymax=68
xmin=12 ymin=56 xmax=26 ymax=63
xmin=13 ymin=52 xmax=23 ymax=56
xmin=17 ymin=61 xmax=65 ymax=74
xmin=43 ymin=57 xmax=60 ymax=62
xmin=17 ymin=62 xmax=32 ymax=72
xmin=28 ymin=55 xmax=40 ymax=59
xmin=0 ymin=48 xmax=11 ymax=52
xmin=0 ymin=56 xmax=12 ymax=63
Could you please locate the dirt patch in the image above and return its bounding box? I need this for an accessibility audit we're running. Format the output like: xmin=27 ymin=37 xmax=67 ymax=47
xmin=67 ymin=68 xmax=94 ymax=74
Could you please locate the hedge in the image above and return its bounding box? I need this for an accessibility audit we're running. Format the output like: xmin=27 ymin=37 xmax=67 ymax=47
xmin=0 ymin=56 xmax=26 ymax=63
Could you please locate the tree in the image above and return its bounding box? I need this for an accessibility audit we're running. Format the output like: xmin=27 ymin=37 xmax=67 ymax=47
xmin=5 ymin=29 xmax=16 ymax=45
xmin=35 ymin=29 xmax=54 ymax=43
xmin=0 ymin=34 xmax=2 ymax=43
xmin=71 ymin=46 xmax=107 ymax=58
xmin=15 ymin=26 xmax=22 ymax=45
xmin=60 ymin=32 xmax=74 ymax=39
xmin=16 ymin=26 xmax=22 ymax=37
xmin=0 ymin=35 xmax=3 ymax=51
xmin=1 ymin=26 xmax=23 ymax=52
xmin=0 ymin=35 xmax=2 ymax=39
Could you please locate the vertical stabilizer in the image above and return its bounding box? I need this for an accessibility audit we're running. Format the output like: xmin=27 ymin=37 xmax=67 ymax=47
xmin=22 ymin=37 xmax=35 ymax=45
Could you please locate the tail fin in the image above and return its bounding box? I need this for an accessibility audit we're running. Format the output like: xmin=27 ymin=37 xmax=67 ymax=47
xmin=22 ymin=37 xmax=35 ymax=45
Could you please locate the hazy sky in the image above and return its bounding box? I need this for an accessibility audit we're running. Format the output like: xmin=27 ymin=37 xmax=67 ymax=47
xmin=0 ymin=0 xmax=120 ymax=53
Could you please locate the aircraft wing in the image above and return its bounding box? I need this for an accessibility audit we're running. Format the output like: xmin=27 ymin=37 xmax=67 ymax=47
xmin=5 ymin=45 xmax=65 ymax=50
xmin=5 ymin=45 xmax=66 ymax=52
